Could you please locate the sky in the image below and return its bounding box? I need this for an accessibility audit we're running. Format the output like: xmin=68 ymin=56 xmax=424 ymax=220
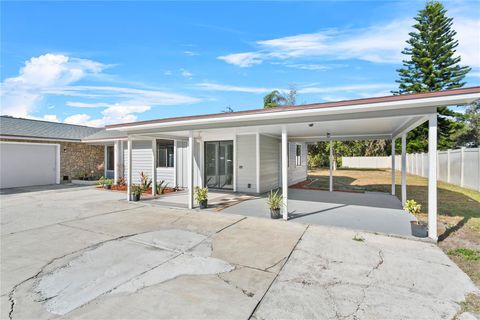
xmin=1 ymin=0 xmax=479 ymax=127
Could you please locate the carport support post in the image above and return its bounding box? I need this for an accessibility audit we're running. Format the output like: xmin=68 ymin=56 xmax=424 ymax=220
xmin=188 ymin=131 xmax=194 ymax=210
xmin=401 ymin=133 xmax=407 ymax=206
xmin=114 ymin=140 xmax=119 ymax=185
xmin=391 ymin=138 xmax=396 ymax=196
xmin=151 ymin=139 xmax=157 ymax=196
xmin=329 ymin=140 xmax=333 ymax=192
xmin=428 ymin=114 xmax=438 ymax=240
xmin=281 ymin=126 xmax=288 ymax=220
xmin=127 ymin=138 xmax=132 ymax=201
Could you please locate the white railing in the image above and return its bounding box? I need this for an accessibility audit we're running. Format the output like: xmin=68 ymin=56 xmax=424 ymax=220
xmin=342 ymin=147 xmax=480 ymax=191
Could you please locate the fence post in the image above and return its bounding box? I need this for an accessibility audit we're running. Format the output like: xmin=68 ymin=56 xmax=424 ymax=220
xmin=447 ymin=149 xmax=451 ymax=183
xmin=460 ymin=147 xmax=465 ymax=188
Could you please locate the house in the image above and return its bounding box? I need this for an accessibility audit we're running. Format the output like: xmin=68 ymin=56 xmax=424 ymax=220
xmin=82 ymin=86 xmax=480 ymax=240
xmin=0 ymin=116 xmax=104 ymax=188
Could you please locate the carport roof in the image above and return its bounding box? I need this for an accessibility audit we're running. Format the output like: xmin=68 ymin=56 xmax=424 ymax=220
xmin=0 ymin=116 xmax=102 ymax=141
xmin=106 ymin=87 xmax=480 ymax=131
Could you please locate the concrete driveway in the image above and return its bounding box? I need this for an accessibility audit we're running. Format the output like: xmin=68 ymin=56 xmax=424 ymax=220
xmin=1 ymin=186 xmax=478 ymax=319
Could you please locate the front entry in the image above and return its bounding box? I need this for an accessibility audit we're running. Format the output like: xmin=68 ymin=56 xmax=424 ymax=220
xmin=204 ymin=141 xmax=233 ymax=189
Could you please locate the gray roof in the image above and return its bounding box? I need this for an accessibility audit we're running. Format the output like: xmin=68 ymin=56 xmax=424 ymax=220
xmin=81 ymin=129 xmax=126 ymax=141
xmin=0 ymin=116 xmax=102 ymax=141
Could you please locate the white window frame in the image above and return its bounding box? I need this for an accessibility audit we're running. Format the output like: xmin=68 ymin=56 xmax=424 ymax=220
xmin=295 ymin=143 xmax=302 ymax=166
xmin=156 ymin=139 xmax=175 ymax=168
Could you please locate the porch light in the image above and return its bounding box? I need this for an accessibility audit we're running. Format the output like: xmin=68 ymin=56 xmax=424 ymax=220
xmin=308 ymin=123 xmax=314 ymax=127
xmin=326 ymin=132 xmax=331 ymax=139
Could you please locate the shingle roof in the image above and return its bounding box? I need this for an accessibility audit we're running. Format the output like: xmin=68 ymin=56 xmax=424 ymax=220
xmin=81 ymin=129 xmax=126 ymax=141
xmin=0 ymin=116 xmax=102 ymax=141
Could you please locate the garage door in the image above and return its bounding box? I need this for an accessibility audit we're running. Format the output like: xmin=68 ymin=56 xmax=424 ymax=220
xmin=0 ymin=142 xmax=58 ymax=189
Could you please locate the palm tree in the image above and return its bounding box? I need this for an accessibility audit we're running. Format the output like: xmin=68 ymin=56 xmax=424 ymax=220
xmin=263 ymin=90 xmax=287 ymax=109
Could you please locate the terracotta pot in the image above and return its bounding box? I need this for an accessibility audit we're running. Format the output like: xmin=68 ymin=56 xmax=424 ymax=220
xmin=270 ymin=208 xmax=281 ymax=219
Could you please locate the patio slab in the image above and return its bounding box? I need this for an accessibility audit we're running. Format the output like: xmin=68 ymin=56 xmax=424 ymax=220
xmin=222 ymin=188 xmax=417 ymax=237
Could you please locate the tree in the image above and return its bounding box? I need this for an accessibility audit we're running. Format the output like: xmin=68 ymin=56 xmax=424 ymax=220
xmin=263 ymin=86 xmax=297 ymax=109
xmin=454 ymin=102 xmax=480 ymax=147
xmin=393 ymin=1 xmax=470 ymax=152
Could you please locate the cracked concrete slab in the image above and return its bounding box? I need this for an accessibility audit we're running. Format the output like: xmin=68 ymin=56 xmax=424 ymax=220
xmin=2 ymin=187 xmax=478 ymax=320
xmin=212 ymin=217 xmax=307 ymax=272
xmin=1 ymin=224 xmax=112 ymax=296
xmin=252 ymin=224 xmax=479 ymax=320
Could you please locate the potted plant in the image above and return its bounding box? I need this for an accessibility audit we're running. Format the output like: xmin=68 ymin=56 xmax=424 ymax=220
xmin=131 ymin=184 xmax=143 ymax=202
xmin=104 ymin=178 xmax=113 ymax=189
xmin=97 ymin=176 xmax=105 ymax=187
xmin=267 ymin=190 xmax=283 ymax=219
xmin=194 ymin=186 xmax=208 ymax=209
xmin=404 ymin=199 xmax=427 ymax=237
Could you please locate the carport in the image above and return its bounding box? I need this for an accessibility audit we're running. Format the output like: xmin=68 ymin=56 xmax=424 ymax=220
xmin=222 ymin=188 xmax=416 ymax=237
xmin=106 ymin=87 xmax=480 ymax=241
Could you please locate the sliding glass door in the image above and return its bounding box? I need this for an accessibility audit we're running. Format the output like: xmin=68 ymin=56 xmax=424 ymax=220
xmin=204 ymin=141 xmax=233 ymax=189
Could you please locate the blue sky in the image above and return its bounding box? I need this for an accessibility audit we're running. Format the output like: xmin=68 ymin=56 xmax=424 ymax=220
xmin=1 ymin=1 xmax=479 ymax=127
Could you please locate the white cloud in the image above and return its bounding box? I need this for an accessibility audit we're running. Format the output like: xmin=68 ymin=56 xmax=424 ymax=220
xmin=164 ymin=70 xmax=173 ymax=76
xmin=218 ymin=52 xmax=263 ymax=68
xmin=180 ymin=70 xmax=193 ymax=79
xmin=298 ymin=83 xmax=392 ymax=94
xmin=0 ymin=53 xmax=202 ymax=127
xmin=218 ymin=15 xmax=480 ymax=68
xmin=197 ymin=82 xmax=275 ymax=93
xmin=0 ymin=53 xmax=105 ymax=117
xmin=183 ymin=51 xmax=199 ymax=56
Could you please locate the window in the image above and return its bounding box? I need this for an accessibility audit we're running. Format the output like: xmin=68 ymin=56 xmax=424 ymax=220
xmin=157 ymin=140 xmax=174 ymax=167
xmin=296 ymin=144 xmax=302 ymax=166
xmin=106 ymin=146 xmax=114 ymax=171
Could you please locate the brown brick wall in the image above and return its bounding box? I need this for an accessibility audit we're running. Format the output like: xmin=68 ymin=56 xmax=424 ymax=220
xmin=0 ymin=138 xmax=104 ymax=181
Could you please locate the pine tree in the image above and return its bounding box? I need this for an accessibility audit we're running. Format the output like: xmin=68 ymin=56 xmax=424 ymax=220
xmin=393 ymin=1 xmax=470 ymax=152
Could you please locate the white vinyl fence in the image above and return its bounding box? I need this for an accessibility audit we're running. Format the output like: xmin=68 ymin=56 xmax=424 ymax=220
xmin=342 ymin=147 xmax=480 ymax=191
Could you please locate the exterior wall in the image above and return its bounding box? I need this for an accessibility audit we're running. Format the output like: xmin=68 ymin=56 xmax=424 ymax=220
xmin=288 ymin=142 xmax=308 ymax=185
xmin=236 ymin=134 xmax=257 ymax=193
xmin=259 ymin=135 xmax=280 ymax=192
xmin=0 ymin=138 xmax=104 ymax=182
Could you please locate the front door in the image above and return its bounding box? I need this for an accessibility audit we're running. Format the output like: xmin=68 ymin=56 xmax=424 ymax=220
xmin=204 ymin=141 xmax=233 ymax=189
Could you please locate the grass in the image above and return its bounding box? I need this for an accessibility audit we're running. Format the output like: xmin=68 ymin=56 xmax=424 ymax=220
xmin=448 ymin=248 xmax=480 ymax=261
xmin=308 ymin=168 xmax=480 ymax=286
xmin=352 ymin=234 xmax=365 ymax=242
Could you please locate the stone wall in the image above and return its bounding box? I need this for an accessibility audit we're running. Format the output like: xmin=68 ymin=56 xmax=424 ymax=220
xmin=0 ymin=139 xmax=104 ymax=182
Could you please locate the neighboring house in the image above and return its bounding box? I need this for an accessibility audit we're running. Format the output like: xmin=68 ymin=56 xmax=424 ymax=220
xmin=0 ymin=116 xmax=104 ymax=188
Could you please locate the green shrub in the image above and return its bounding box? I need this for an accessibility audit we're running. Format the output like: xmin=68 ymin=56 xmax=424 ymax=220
xmin=97 ymin=176 xmax=106 ymax=185
xmin=267 ymin=190 xmax=283 ymax=210
xmin=404 ymin=199 xmax=422 ymax=215
xmin=156 ymin=180 xmax=168 ymax=194
xmin=103 ymin=178 xmax=113 ymax=186
xmin=194 ymin=187 xmax=208 ymax=203
xmin=131 ymin=184 xmax=143 ymax=196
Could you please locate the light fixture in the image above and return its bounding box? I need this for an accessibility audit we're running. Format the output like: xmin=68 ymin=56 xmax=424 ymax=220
xmin=326 ymin=132 xmax=331 ymax=139
xmin=308 ymin=123 xmax=314 ymax=127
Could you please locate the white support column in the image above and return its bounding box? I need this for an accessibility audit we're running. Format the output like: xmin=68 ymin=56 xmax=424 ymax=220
xmin=233 ymin=133 xmax=237 ymax=192
xmin=256 ymin=131 xmax=260 ymax=194
xmin=173 ymin=140 xmax=177 ymax=187
xmin=428 ymin=114 xmax=438 ymax=240
xmin=281 ymin=126 xmax=288 ymax=220
xmin=329 ymin=140 xmax=333 ymax=192
xmin=103 ymin=145 xmax=108 ymax=178
xmin=127 ymin=138 xmax=132 ymax=201
xmin=401 ymin=134 xmax=407 ymax=206
xmin=391 ymin=138 xmax=396 ymax=195
xmin=188 ymin=131 xmax=194 ymax=209
xmin=114 ymin=140 xmax=120 ymax=184
xmin=151 ymin=139 xmax=157 ymax=196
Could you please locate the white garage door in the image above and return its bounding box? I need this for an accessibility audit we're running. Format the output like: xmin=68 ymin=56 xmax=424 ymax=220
xmin=0 ymin=142 xmax=59 ymax=189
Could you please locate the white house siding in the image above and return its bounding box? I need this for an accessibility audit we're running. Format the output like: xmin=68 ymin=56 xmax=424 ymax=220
xmin=175 ymin=140 xmax=188 ymax=188
xmin=123 ymin=140 xmax=152 ymax=184
xmin=288 ymin=142 xmax=308 ymax=185
xmin=259 ymin=135 xmax=280 ymax=192
xmin=236 ymin=134 xmax=257 ymax=193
